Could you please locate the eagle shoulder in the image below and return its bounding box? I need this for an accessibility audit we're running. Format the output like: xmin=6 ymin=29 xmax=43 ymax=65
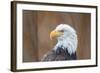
xmin=41 ymin=50 xmax=57 ymax=61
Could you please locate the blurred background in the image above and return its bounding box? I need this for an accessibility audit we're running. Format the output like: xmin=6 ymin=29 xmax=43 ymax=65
xmin=23 ymin=10 xmax=91 ymax=62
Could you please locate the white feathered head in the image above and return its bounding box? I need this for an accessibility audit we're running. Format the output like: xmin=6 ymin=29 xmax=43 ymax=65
xmin=50 ymin=24 xmax=78 ymax=55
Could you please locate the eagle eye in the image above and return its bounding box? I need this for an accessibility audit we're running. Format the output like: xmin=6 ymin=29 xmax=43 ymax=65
xmin=59 ymin=30 xmax=64 ymax=32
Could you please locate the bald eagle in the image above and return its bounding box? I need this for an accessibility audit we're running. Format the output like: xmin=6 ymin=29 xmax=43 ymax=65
xmin=41 ymin=24 xmax=78 ymax=61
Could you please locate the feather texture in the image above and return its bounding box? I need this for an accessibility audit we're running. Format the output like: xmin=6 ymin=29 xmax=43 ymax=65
xmin=41 ymin=24 xmax=78 ymax=61
xmin=41 ymin=48 xmax=77 ymax=61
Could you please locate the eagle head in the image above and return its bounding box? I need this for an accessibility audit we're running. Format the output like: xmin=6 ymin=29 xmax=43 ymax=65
xmin=50 ymin=24 xmax=78 ymax=55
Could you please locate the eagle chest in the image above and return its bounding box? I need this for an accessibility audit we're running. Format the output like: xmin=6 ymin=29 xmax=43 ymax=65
xmin=41 ymin=48 xmax=76 ymax=61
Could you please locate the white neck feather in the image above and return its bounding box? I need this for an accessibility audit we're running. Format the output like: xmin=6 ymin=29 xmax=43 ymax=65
xmin=54 ymin=30 xmax=78 ymax=55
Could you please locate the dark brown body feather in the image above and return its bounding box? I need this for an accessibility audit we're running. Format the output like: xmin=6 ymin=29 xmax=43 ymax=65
xmin=41 ymin=47 xmax=77 ymax=61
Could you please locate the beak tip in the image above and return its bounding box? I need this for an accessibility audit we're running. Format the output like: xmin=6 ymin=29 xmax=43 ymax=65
xmin=50 ymin=34 xmax=53 ymax=40
xmin=50 ymin=36 xmax=52 ymax=40
xmin=50 ymin=30 xmax=55 ymax=40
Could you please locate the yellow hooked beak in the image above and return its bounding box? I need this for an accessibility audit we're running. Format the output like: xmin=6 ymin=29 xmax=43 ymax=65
xmin=50 ymin=30 xmax=63 ymax=40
